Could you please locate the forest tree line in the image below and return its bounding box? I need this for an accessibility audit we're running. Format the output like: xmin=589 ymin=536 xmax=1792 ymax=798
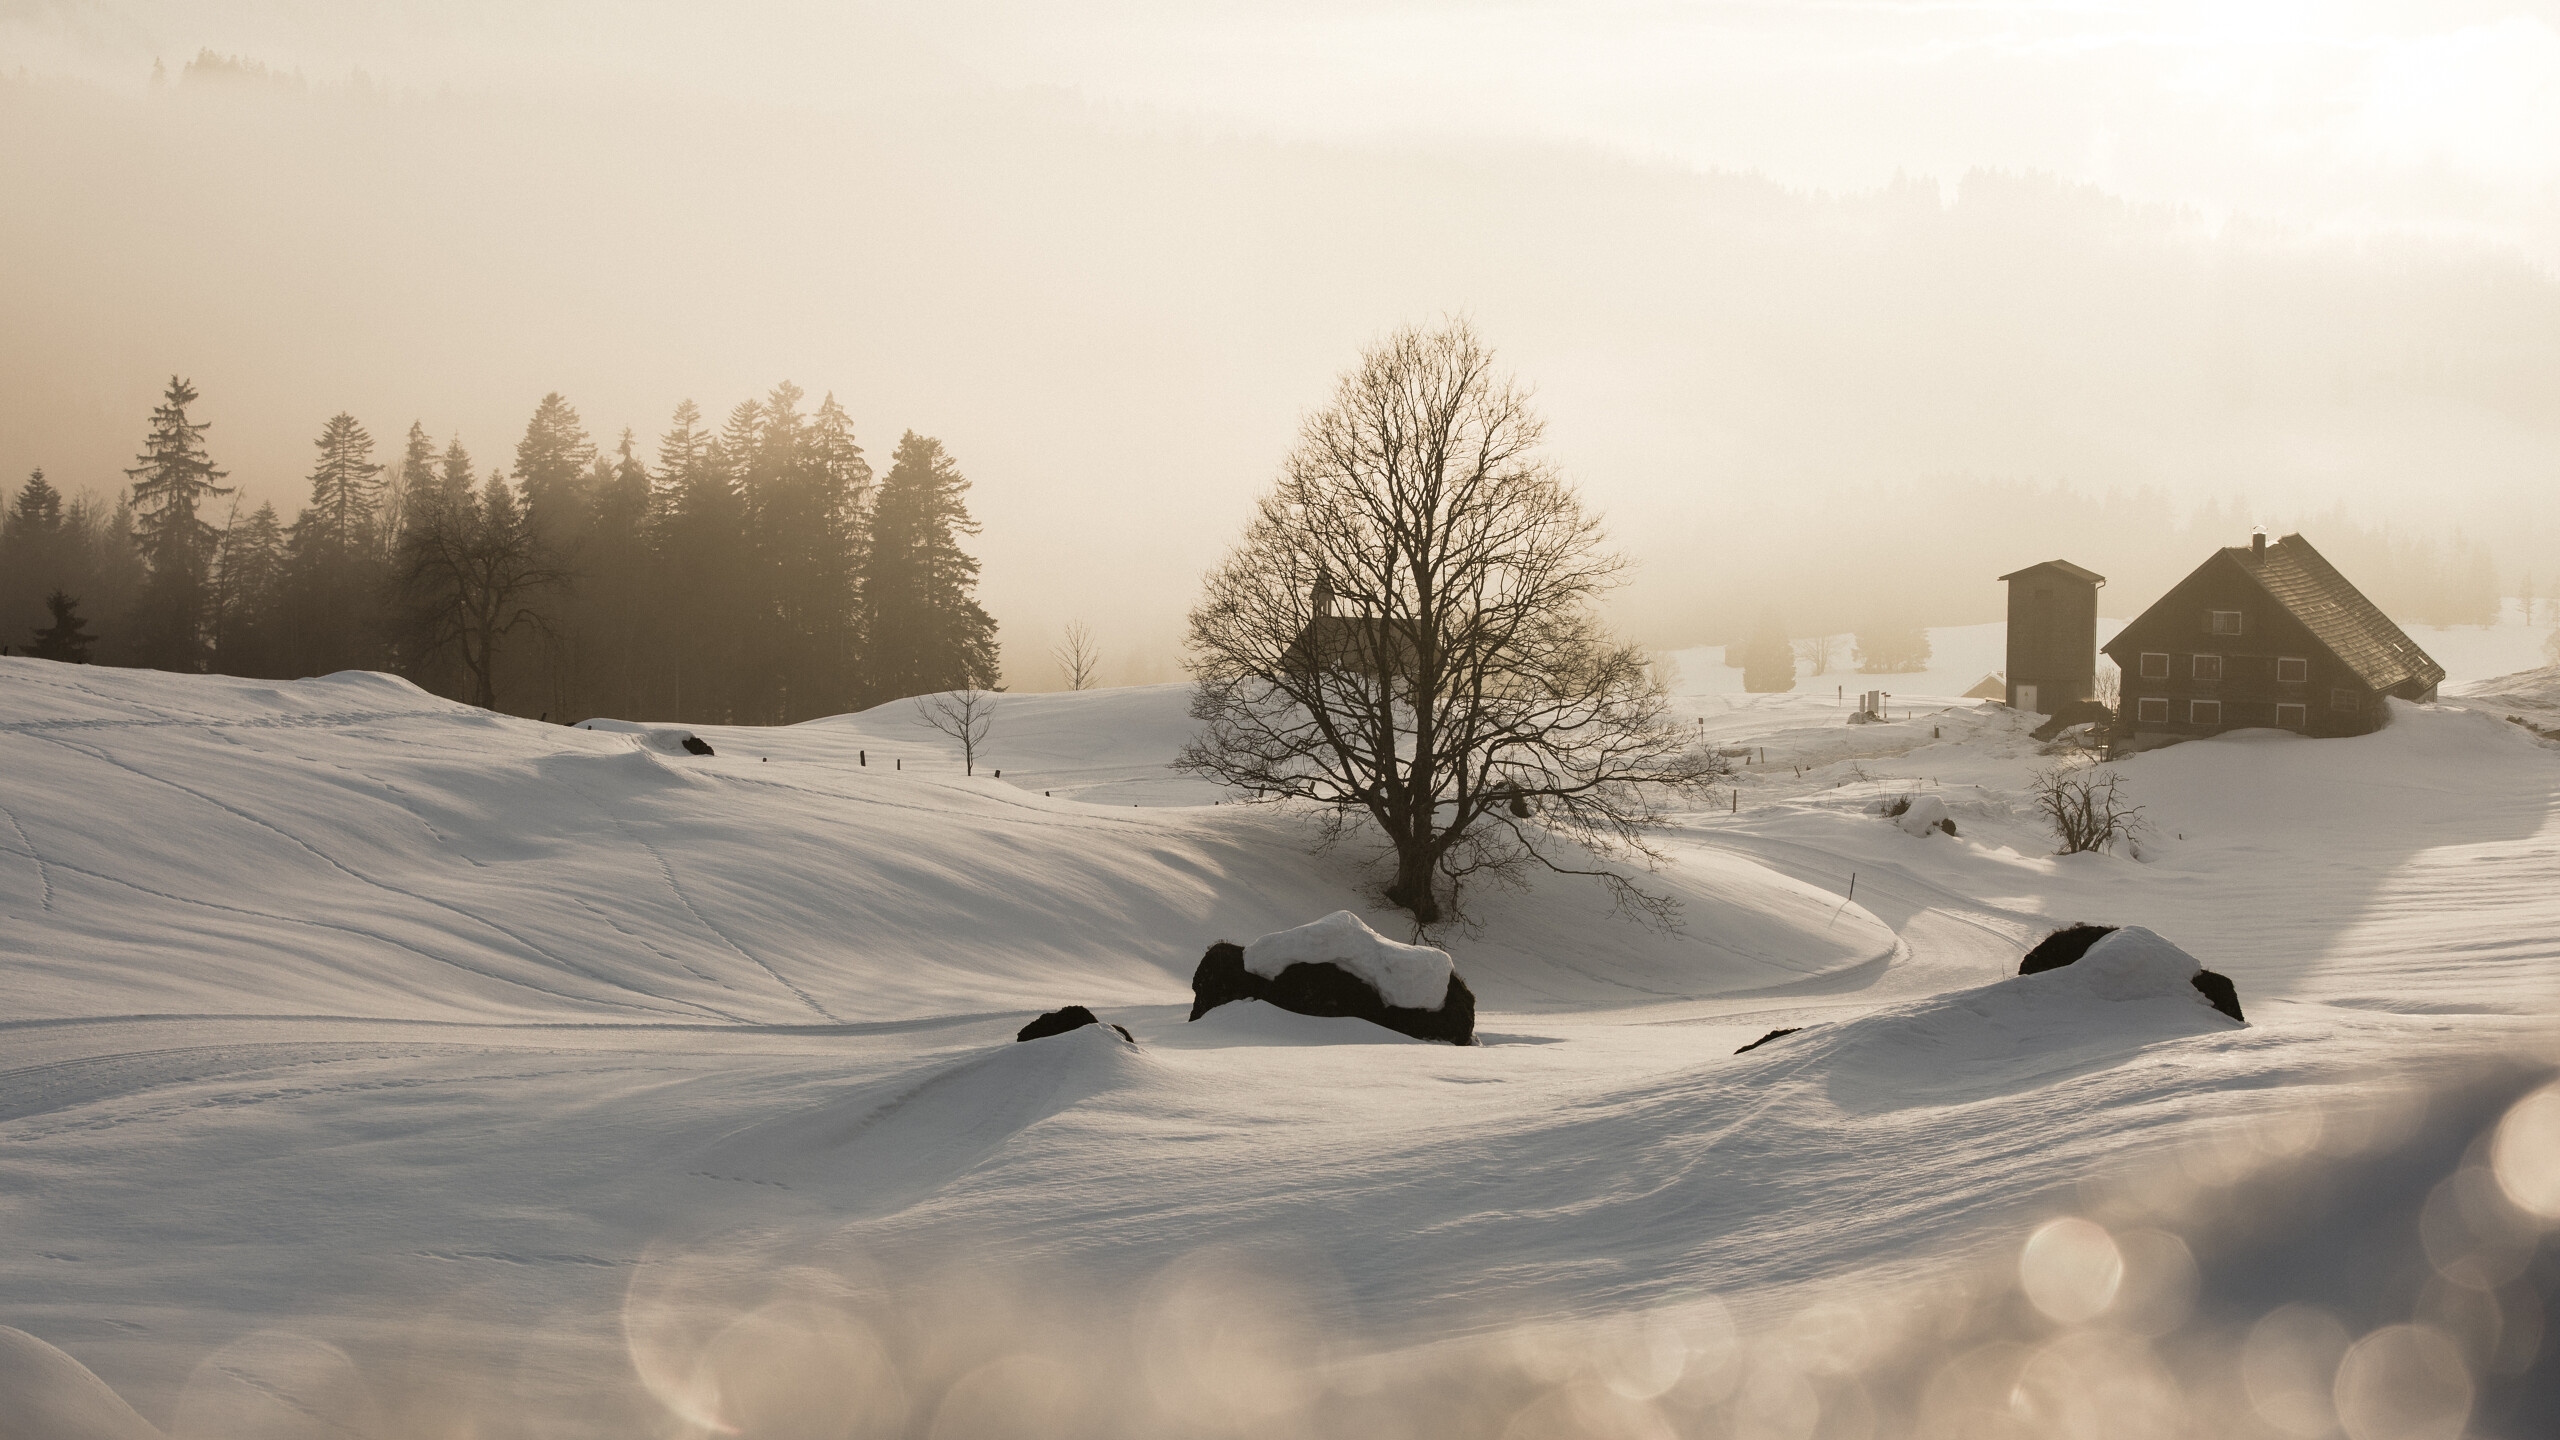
xmin=0 ymin=376 xmax=1000 ymax=722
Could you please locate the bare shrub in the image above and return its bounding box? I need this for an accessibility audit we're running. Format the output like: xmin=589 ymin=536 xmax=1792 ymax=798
xmin=2030 ymin=761 xmax=2144 ymax=854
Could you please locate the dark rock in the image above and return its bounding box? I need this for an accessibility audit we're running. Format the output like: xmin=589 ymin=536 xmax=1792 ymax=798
xmin=2191 ymin=970 xmax=2246 ymax=1023
xmin=681 ymin=735 xmax=714 ymax=756
xmin=1015 ymin=1005 xmax=1133 ymax=1043
xmin=1187 ymin=941 xmax=1476 ymax=1045
xmin=1735 ymin=1027 xmax=1802 ymax=1054
xmin=2019 ymin=923 xmax=2118 ymax=975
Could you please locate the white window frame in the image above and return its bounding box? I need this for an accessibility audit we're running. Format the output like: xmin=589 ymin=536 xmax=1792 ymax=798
xmin=2192 ymin=654 xmax=2224 ymax=681
xmin=2331 ymin=688 xmax=2361 ymax=713
xmin=2275 ymin=656 xmax=2308 ymax=684
xmin=2209 ymin=610 xmax=2243 ymax=635
xmin=2190 ymin=699 xmax=2222 ymax=726
xmin=2139 ymin=652 xmax=2169 ymax=680
xmin=2275 ymin=703 xmax=2307 ymax=728
xmin=2136 ymin=697 xmax=2169 ymax=724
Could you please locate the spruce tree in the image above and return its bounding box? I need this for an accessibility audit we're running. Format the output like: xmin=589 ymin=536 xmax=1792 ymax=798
xmin=514 ymin=392 xmax=597 ymax=542
xmin=579 ymin=428 xmax=658 ymax=717
xmin=656 ymin=400 xmax=749 ymax=722
xmin=862 ymin=431 xmax=999 ymax=700
xmin=280 ymin=412 xmax=388 ymax=675
xmin=124 ymin=375 xmax=233 ymax=671
xmin=511 ymin=394 xmax=594 ymax=713
xmin=212 ymin=502 xmax=290 ymax=676
xmin=384 ymin=420 xmax=436 ymax=557
xmin=28 ymin=591 xmax=96 ymax=663
xmin=1 ymin=469 xmax=71 ymax=645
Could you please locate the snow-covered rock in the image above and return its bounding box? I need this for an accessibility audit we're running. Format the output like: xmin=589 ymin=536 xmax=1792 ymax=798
xmin=2055 ymin=925 xmax=2206 ymax=1001
xmin=1017 ymin=1004 xmax=1133 ymax=1043
xmin=1242 ymin=911 xmax=1451 ymax=1010
xmin=1890 ymin=793 xmax=1956 ymax=837
xmin=574 ymin=717 xmax=714 ymax=755
xmin=1192 ymin=913 xmax=1476 ymax=1043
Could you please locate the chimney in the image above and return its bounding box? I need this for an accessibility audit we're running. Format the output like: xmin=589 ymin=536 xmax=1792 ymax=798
xmin=2251 ymin=527 xmax=2267 ymax=557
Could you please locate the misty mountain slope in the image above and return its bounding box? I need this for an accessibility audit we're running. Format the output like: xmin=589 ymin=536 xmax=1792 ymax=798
xmin=0 ymin=659 xmax=1891 ymax=1024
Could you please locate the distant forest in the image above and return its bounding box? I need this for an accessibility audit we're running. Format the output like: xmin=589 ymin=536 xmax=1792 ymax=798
xmin=0 ymin=377 xmax=1000 ymax=723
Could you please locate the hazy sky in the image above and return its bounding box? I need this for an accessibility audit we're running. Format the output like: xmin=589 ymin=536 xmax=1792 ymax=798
xmin=4 ymin=1 xmax=2557 ymax=680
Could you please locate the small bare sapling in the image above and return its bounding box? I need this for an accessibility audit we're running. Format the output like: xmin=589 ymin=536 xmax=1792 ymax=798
xmin=2030 ymin=761 xmax=2145 ymax=855
xmin=916 ymin=687 xmax=997 ymax=776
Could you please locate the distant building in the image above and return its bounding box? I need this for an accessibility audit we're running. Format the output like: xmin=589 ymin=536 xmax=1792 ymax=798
xmin=1286 ymin=572 xmax=1418 ymax=682
xmin=1997 ymin=560 xmax=2105 ymax=715
xmin=2101 ymin=531 xmax=2442 ymax=741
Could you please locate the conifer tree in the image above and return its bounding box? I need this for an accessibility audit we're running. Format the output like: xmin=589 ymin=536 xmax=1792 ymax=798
xmin=579 ymin=428 xmax=658 ymax=717
xmin=212 ymin=502 xmax=290 ymax=676
xmin=28 ymin=591 xmax=96 ymax=663
xmin=124 ymin=376 xmax=233 ymax=671
xmin=514 ymin=392 xmax=597 ymax=542
xmin=384 ymin=421 xmax=436 ymax=557
xmin=741 ymin=382 xmax=870 ymax=720
xmin=280 ymin=412 xmax=388 ymax=675
xmin=862 ymin=432 xmax=999 ymax=699
xmin=1740 ymin=610 xmax=1795 ymax=694
xmin=1 ymin=469 xmax=71 ymax=645
xmin=656 ymin=400 xmax=749 ymax=722
xmin=511 ymin=394 xmax=596 ymax=714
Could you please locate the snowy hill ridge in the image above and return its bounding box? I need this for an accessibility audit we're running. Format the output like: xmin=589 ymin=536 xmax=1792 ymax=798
xmin=0 ymin=659 xmax=1890 ymax=1025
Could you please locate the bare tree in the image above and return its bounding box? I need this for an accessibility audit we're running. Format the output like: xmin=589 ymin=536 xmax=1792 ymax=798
xmin=398 ymin=468 xmax=568 ymax=710
xmin=1796 ymin=632 xmax=1846 ymax=677
xmin=916 ymin=685 xmax=996 ymax=775
xmin=1052 ymin=619 xmax=1101 ymax=691
xmin=2029 ymin=761 xmax=2145 ymax=855
xmin=1179 ymin=319 xmax=1724 ymax=927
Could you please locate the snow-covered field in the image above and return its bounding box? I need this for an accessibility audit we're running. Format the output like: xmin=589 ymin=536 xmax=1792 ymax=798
xmin=4 ymin=652 xmax=2558 ymax=1436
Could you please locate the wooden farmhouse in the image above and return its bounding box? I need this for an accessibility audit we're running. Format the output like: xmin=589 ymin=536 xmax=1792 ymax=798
xmin=2101 ymin=531 xmax=2443 ymax=742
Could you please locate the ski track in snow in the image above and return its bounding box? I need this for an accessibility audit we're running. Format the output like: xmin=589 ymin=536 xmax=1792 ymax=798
xmin=0 ymin=792 xmax=57 ymax=913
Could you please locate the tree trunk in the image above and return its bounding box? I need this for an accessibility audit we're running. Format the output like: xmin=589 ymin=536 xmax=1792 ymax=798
xmin=1385 ymin=844 xmax=1441 ymax=925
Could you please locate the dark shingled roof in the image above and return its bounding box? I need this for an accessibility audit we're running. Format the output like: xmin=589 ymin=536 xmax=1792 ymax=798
xmin=2233 ymin=534 xmax=2445 ymax=694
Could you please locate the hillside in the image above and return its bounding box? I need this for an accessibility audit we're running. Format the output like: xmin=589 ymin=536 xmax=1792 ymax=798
xmin=3 ymin=657 xmax=2555 ymax=1435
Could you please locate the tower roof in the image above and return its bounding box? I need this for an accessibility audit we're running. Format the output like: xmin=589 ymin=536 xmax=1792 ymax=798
xmin=1997 ymin=559 xmax=2106 ymax=585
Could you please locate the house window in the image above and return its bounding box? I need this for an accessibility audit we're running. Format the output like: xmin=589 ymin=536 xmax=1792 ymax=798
xmin=2209 ymin=610 xmax=2243 ymax=635
xmin=2276 ymin=703 xmax=2307 ymax=728
xmin=2136 ymin=697 xmax=2169 ymax=723
xmin=2192 ymin=654 xmax=2223 ymax=681
xmin=2332 ymin=688 xmax=2360 ymax=713
xmin=2276 ymin=657 xmax=2308 ymax=683
xmin=2191 ymin=699 xmax=2222 ymax=726
xmin=2139 ymin=652 xmax=2169 ymax=680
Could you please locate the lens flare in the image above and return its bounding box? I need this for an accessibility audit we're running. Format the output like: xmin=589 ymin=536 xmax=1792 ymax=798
xmin=2018 ymin=1219 xmax=2122 ymax=1325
